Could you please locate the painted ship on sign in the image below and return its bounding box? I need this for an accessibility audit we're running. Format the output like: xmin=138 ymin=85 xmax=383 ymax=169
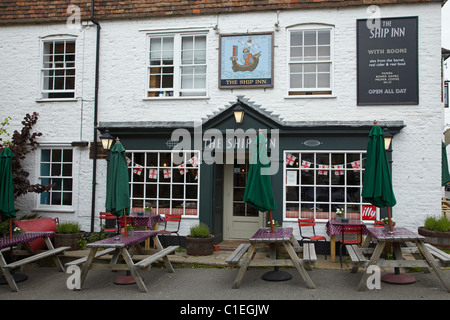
xmin=230 ymin=42 xmax=261 ymax=72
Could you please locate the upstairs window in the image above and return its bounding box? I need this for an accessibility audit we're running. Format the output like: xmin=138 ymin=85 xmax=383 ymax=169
xmin=288 ymin=27 xmax=333 ymax=96
xmin=40 ymin=39 xmax=76 ymax=99
xmin=147 ymin=33 xmax=207 ymax=98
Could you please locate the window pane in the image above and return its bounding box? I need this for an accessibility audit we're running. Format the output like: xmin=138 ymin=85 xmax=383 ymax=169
xmin=291 ymin=32 xmax=303 ymax=46
xmin=318 ymin=30 xmax=330 ymax=45
xmin=304 ymin=31 xmax=316 ymax=45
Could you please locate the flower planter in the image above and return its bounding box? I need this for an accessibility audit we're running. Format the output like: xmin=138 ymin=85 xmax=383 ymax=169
xmin=418 ymin=227 xmax=450 ymax=249
xmin=185 ymin=235 xmax=215 ymax=256
xmin=54 ymin=232 xmax=82 ymax=251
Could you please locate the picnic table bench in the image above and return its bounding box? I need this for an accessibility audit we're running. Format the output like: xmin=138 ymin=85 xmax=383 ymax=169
xmin=79 ymin=231 xmax=178 ymax=293
xmin=228 ymin=228 xmax=316 ymax=289
xmin=0 ymin=232 xmax=69 ymax=292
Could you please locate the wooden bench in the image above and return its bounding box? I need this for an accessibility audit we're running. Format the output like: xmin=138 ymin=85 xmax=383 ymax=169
xmin=226 ymin=243 xmax=251 ymax=266
xmin=134 ymin=245 xmax=178 ymax=269
xmin=3 ymin=246 xmax=69 ymax=270
xmin=424 ymin=243 xmax=450 ymax=267
xmin=65 ymin=248 xmax=117 ymax=267
xmin=300 ymin=242 xmax=317 ymax=271
xmin=346 ymin=245 xmax=368 ymax=272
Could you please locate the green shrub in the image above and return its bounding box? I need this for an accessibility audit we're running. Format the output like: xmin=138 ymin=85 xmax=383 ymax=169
xmin=56 ymin=221 xmax=81 ymax=234
xmin=435 ymin=216 xmax=450 ymax=232
xmin=424 ymin=216 xmax=450 ymax=232
xmin=189 ymin=223 xmax=210 ymax=238
xmin=424 ymin=216 xmax=438 ymax=231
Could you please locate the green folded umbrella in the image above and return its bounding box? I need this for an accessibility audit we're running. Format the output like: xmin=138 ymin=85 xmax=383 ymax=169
xmin=105 ymin=140 xmax=130 ymax=218
xmin=0 ymin=147 xmax=15 ymax=220
xmin=243 ymin=132 xmax=277 ymax=232
xmin=442 ymin=142 xmax=450 ymax=187
xmin=362 ymin=124 xmax=396 ymax=231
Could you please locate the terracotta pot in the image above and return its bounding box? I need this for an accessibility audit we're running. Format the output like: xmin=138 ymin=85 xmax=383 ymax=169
xmin=185 ymin=235 xmax=215 ymax=256
xmin=418 ymin=227 xmax=450 ymax=249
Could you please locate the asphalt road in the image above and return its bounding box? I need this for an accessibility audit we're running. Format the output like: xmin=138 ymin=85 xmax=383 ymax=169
xmin=1 ymin=265 xmax=449 ymax=302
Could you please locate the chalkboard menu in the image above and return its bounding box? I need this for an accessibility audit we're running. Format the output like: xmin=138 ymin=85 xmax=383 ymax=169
xmin=357 ymin=17 xmax=418 ymax=105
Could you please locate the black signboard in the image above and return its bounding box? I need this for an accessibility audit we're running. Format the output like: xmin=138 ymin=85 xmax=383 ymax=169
xmin=357 ymin=17 xmax=418 ymax=105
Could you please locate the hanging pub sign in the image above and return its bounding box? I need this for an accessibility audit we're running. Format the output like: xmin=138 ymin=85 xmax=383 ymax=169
xmin=357 ymin=17 xmax=418 ymax=105
xmin=219 ymin=33 xmax=274 ymax=88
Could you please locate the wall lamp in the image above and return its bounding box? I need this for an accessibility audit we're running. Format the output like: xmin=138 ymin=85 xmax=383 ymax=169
xmin=233 ymin=105 xmax=245 ymax=124
xmin=99 ymin=129 xmax=114 ymax=151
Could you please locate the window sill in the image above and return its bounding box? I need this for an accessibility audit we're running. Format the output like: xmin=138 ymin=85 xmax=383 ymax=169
xmin=143 ymin=96 xmax=210 ymax=101
xmin=33 ymin=207 xmax=75 ymax=214
xmin=285 ymin=95 xmax=336 ymax=99
xmin=36 ymin=98 xmax=78 ymax=103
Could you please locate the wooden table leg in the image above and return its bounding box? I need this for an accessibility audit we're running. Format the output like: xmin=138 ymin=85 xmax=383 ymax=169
xmin=43 ymin=237 xmax=65 ymax=272
xmin=0 ymin=251 xmax=19 ymax=292
xmin=153 ymin=235 xmax=175 ymax=273
xmin=415 ymin=240 xmax=450 ymax=293
xmin=330 ymin=235 xmax=336 ymax=262
xmin=80 ymin=247 xmax=98 ymax=287
xmin=121 ymin=248 xmax=148 ymax=293
xmin=282 ymin=241 xmax=316 ymax=289
xmin=232 ymin=243 xmax=256 ymax=289
xmin=357 ymin=241 xmax=385 ymax=291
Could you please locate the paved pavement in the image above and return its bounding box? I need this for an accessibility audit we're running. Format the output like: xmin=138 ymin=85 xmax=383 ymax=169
xmin=1 ymin=248 xmax=449 ymax=302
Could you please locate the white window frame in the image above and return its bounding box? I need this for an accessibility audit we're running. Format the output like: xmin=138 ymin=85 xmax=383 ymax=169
xmin=39 ymin=37 xmax=76 ymax=100
xmin=36 ymin=146 xmax=74 ymax=210
xmin=287 ymin=25 xmax=334 ymax=97
xmin=146 ymin=32 xmax=208 ymax=99
xmin=283 ymin=150 xmax=378 ymax=222
xmin=127 ymin=150 xmax=200 ymax=218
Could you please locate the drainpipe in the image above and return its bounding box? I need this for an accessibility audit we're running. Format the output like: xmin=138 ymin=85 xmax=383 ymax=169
xmin=90 ymin=0 xmax=101 ymax=232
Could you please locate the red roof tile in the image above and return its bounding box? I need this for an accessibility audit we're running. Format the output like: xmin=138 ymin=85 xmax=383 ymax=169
xmin=0 ymin=0 xmax=444 ymax=25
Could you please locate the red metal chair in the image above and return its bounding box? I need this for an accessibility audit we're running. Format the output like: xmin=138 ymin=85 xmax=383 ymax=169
xmin=159 ymin=214 xmax=182 ymax=246
xmin=298 ymin=218 xmax=327 ymax=260
xmin=339 ymin=225 xmax=363 ymax=268
xmin=117 ymin=216 xmax=136 ymax=233
xmin=99 ymin=212 xmax=117 ymax=234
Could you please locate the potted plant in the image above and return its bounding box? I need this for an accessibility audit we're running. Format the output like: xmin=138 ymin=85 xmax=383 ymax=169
xmin=267 ymin=219 xmax=280 ymax=232
xmin=381 ymin=217 xmax=395 ymax=232
xmin=185 ymin=223 xmax=214 ymax=256
xmin=144 ymin=206 xmax=153 ymax=216
xmin=418 ymin=215 xmax=450 ymax=249
xmin=54 ymin=221 xmax=83 ymax=250
xmin=335 ymin=208 xmax=344 ymax=221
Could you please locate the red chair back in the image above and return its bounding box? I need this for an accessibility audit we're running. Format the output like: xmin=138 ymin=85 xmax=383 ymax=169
xmin=342 ymin=225 xmax=362 ymax=234
xmin=298 ymin=218 xmax=315 ymax=227
xmin=374 ymin=220 xmax=384 ymax=227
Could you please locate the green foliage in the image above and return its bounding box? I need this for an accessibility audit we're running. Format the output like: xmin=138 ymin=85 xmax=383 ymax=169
xmin=0 ymin=220 xmax=9 ymax=236
xmin=77 ymin=232 xmax=110 ymax=249
xmin=189 ymin=223 xmax=210 ymax=238
xmin=56 ymin=221 xmax=81 ymax=234
xmin=424 ymin=216 xmax=450 ymax=232
xmin=0 ymin=112 xmax=52 ymax=198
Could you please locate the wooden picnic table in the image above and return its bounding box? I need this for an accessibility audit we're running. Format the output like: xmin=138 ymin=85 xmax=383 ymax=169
xmin=77 ymin=230 xmax=178 ymax=293
xmin=355 ymin=227 xmax=450 ymax=292
xmin=0 ymin=232 xmax=69 ymax=292
xmin=228 ymin=227 xmax=316 ymax=289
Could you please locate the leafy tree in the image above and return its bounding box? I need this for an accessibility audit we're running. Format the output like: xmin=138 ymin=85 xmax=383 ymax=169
xmin=0 ymin=112 xmax=53 ymax=199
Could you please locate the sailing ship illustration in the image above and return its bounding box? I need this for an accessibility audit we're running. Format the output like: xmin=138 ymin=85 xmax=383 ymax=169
xmin=230 ymin=37 xmax=261 ymax=72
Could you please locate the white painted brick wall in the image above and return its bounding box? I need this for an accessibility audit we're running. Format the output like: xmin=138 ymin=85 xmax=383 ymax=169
xmin=0 ymin=3 xmax=443 ymax=236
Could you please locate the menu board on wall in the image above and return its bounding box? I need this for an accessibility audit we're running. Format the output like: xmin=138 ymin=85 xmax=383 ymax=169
xmin=357 ymin=17 xmax=418 ymax=105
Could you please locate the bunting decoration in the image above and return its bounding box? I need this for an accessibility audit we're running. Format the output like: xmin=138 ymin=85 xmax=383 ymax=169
xmin=148 ymin=169 xmax=157 ymax=179
xmin=333 ymin=165 xmax=344 ymax=176
xmin=133 ymin=164 xmax=143 ymax=175
xmin=163 ymin=169 xmax=171 ymax=179
xmin=318 ymin=165 xmax=329 ymax=175
xmin=351 ymin=160 xmax=361 ymax=171
xmin=286 ymin=154 xmax=297 ymax=166
xmin=301 ymin=160 xmax=311 ymax=171
xmin=187 ymin=155 xmax=199 ymax=167
xmin=178 ymin=164 xmax=185 ymax=175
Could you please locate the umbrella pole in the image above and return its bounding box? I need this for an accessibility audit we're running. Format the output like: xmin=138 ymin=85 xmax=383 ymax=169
xmin=387 ymin=206 xmax=393 ymax=232
xmin=269 ymin=210 xmax=274 ymax=233
xmin=123 ymin=209 xmax=128 ymax=237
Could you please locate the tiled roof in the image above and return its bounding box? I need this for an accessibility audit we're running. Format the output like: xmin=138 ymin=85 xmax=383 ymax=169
xmin=0 ymin=0 xmax=444 ymax=25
